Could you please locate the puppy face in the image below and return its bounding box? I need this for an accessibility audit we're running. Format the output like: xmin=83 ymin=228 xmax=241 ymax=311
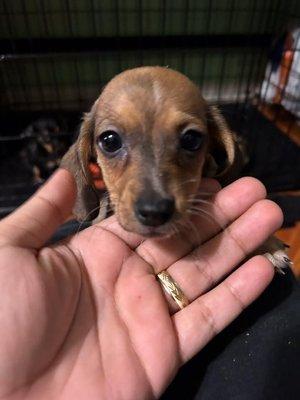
xmin=61 ymin=66 xmax=238 ymax=236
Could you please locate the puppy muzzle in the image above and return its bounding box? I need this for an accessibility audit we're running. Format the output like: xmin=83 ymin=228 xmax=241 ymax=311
xmin=134 ymin=192 xmax=175 ymax=227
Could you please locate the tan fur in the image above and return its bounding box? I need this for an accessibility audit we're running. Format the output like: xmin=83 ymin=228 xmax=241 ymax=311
xmin=61 ymin=66 xmax=291 ymax=271
xmin=61 ymin=66 xmax=242 ymax=234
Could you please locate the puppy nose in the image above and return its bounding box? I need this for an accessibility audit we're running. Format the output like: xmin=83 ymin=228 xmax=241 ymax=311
xmin=135 ymin=194 xmax=175 ymax=227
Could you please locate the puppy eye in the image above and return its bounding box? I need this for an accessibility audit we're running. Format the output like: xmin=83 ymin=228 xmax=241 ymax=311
xmin=98 ymin=130 xmax=123 ymax=154
xmin=180 ymin=129 xmax=204 ymax=152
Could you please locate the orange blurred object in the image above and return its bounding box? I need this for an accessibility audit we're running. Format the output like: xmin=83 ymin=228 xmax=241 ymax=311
xmin=88 ymin=162 xmax=106 ymax=190
xmin=276 ymin=223 xmax=300 ymax=277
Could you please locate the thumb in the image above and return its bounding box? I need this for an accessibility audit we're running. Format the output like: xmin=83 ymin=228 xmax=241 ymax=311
xmin=0 ymin=169 xmax=76 ymax=248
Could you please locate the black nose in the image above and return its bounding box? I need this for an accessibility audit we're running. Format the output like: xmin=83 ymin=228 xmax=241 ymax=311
xmin=135 ymin=193 xmax=175 ymax=227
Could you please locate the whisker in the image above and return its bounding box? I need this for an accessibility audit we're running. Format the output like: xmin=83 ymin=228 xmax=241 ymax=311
xmin=75 ymin=204 xmax=102 ymax=235
xmin=187 ymin=206 xmax=225 ymax=230
xmin=178 ymin=218 xmax=201 ymax=244
xmin=195 ymin=191 xmax=216 ymax=196
xmin=75 ymin=191 xmax=113 ymax=235
xmin=167 ymin=223 xmax=179 ymax=238
xmin=189 ymin=195 xmax=227 ymax=224
xmin=187 ymin=209 xmax=218 ymax=227
xmin=176 ymin=178 xmax=199 ymax=188
xmin=187 ymin=198 xmax=214 ymax=206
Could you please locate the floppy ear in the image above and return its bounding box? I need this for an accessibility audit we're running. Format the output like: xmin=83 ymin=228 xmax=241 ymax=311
xmin=204 ymin=105 xmax=247 ymax=186
xmin=60 ymin=105 xmax=102 ymax=221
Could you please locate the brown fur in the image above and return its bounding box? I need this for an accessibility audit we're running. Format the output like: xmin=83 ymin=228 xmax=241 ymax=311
xmin=61 ymin=67 xmax=242 ymax=235
xmin=61 ymin=66 xmax=291 ymax=272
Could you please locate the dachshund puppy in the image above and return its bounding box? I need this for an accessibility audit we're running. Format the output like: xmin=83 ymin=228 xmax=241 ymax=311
xmin=61 ymin=66 xmax=291 ymax=271
xmin=21 ymin=118 xmax=66 ymax=183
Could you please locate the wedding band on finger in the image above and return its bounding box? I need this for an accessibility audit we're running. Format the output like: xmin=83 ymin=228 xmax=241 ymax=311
xmin=157 ymin=270 xmax=190 ymax=310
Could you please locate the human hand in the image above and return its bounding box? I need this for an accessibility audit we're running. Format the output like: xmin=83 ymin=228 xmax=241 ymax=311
xmin=0 ymin=170 xmax=282 ymax=400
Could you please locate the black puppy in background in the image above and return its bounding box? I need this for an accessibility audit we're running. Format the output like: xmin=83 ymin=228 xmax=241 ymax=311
xmin=21 ymin=118 xmax=67 ymax=183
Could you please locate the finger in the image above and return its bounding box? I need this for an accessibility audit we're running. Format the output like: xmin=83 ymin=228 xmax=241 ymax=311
xmin=99 ymin=215 xmax=145 ymax=248
xmin=161 ymin=199 xmax=283 ymax=312
xmin=98 ymin=178 xmax=221 ymax=248
xmin=197 ymin=178 xmax=222 ymax=193
xmin=136 ymin=177 xmax=267 ymax=270
xmin=0 ymin=169 xmax=76 ymax=248
xmin=173 ymin=255 xmax=275 ymax=363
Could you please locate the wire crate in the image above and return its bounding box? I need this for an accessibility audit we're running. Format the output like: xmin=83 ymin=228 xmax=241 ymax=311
xmin=0 ymin=0 xmax=300 ymax=224
xmin=1 ymin=0 xmax=296 ymax=112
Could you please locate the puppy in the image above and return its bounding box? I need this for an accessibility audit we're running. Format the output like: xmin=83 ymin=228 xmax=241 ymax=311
xmin=61 ymin=66 xmax=291 ymax=271
xmin=21 ymin=118 xmax=66 ymax=183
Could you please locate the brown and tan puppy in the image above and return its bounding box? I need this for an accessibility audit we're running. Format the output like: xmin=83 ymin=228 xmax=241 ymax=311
xmin=61 ymin=66 xmax=291 ymax=271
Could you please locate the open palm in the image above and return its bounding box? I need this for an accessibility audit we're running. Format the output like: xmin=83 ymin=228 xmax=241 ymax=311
xmin=0 ymin=170 xmax=282 ymax=400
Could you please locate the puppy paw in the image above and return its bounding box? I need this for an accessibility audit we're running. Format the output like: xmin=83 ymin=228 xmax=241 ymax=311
xmin=256 ymin=236 xmax=292 ymax=274
xmin=264 ymin=249 xmax=293 ymax=274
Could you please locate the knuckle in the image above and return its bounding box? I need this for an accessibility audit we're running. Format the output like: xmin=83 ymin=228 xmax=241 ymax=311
xmin=36 ymin=195 xmax=64 ymax=225
xmin=190 ymin=252 xmax=215 ymax=289
xmin=197 ymin=299 xmax=218 ymax=336
xmin=136 ymin=244 xmax=159 ymax=272
xmin=224 ymin=226 xmax=248 ymax=259
xmin=223 ymin=280 xmax=246 ymax=311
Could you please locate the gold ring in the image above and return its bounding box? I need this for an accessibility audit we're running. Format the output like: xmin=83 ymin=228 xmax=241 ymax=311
xmin=157 ymin=271 xmax=189 ymax=309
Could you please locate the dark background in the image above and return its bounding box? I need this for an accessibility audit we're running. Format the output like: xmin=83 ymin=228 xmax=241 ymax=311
xmin=0 ymin=0 xmax=300 ymax=226
xmin=0 ymin=2 xmax=300 ymax=399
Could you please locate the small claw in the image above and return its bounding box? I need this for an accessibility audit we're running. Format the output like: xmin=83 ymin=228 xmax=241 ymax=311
xmin=275 ymin=266 xmax=287 ymax=275
xmin=264 ymin=251 xmax=292 ymax=274
xmin=283 ymin=256 xmax=293 ymax=266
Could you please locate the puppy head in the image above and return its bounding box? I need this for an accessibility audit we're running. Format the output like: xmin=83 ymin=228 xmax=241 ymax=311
xmin=62 ymin=66 xmax=237 ymax=236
